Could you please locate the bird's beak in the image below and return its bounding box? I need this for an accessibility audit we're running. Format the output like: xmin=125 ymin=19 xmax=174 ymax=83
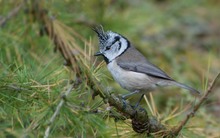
xmin=94 ymin=51 xmax=103 ymax=56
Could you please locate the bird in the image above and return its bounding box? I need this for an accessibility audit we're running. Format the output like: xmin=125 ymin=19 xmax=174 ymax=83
xmin=93 ymin=25 xmax=200 ymax=106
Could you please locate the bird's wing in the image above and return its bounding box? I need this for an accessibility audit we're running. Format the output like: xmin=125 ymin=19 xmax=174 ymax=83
xmin=116 ymin=46 xmax=173 ymax=80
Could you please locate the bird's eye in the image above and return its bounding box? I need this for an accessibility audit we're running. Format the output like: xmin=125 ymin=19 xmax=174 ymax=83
xmin=106 ymin=46 xmax=111 ymax=50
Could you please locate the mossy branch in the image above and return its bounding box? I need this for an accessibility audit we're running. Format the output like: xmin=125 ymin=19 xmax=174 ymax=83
xmin=95 ymin=84 xmax=165 ymax=133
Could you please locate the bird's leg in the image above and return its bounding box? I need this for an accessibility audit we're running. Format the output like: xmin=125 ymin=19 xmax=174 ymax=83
xmin=121 ymin=90 xmax=140 ymax=100
xmin=134 ymin=94 xmax=144 ymax=109
xmin=120 ymin=91 xmax=144 ymax=111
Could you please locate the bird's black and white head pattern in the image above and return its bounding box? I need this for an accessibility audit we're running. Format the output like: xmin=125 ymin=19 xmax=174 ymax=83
xmin=93 ymin=25 xmax=130 ymax=63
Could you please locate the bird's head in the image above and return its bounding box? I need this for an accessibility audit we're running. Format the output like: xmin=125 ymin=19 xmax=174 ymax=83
xmin=93 ymin=25 xmax=130 ymax=63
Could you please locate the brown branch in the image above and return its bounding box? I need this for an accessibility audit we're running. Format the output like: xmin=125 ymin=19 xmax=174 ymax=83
xmin=173 ymin=73 xmax=220 ymax=136
xmin=103 ymin=87 xmax=165 ymax=133
xmin=0 ymin=2 xmax=23 ymax=27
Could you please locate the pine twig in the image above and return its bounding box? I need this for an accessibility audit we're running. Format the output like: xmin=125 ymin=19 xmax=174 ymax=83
xmin=0 ymin=2 xmax=23 ymax=27
xmin=173 ymin=73 xmax=220 ymax=136
xmin=44 ymin=81 xmax=79 ymax=138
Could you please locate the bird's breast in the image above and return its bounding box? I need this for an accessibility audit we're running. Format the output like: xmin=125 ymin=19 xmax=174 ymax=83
xmin=107 ymin=60 xmax=156 ymax=92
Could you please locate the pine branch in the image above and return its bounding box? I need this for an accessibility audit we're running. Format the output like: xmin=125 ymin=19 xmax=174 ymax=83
xmin=44 ymin=81 xmax=80 ymax=138
xmin=0 ymin=2 xmax=23 ymax=27
xmin=173 ymin=73 xmax=220 ymax=136
xmin=100 ymin=86 xmax=165 ymax=133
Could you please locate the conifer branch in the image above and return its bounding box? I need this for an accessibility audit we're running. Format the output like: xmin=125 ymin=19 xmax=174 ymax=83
xmin=173 ymin=73 xmax=220 ymax=136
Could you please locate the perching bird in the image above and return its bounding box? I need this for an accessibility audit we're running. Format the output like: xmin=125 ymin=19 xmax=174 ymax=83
xmin=93 ymin=25 xmax=200 ymax=104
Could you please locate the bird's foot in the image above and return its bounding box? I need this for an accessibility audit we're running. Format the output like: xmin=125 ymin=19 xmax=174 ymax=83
xmin=133 ymin=94 xmax=144 ymax=110
xmin=117 ymin=94 xmax=129 ymax=111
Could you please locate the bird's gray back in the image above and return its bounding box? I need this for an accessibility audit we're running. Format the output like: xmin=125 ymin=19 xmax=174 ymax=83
xmin=116 ymin=45 xmax=173 ymax=81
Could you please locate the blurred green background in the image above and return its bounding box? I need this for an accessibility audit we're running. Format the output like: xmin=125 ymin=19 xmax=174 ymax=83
xmin=0 ymin=0 xmax=220 ymax=137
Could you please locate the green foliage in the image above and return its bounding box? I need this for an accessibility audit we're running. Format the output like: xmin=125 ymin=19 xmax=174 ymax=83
xmin=0 ymin=0 xmax=220 ymax=137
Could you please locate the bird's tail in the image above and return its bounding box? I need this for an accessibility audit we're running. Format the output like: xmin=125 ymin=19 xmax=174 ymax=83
xmin=171 ymin=81 xmax=201 ymax=96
